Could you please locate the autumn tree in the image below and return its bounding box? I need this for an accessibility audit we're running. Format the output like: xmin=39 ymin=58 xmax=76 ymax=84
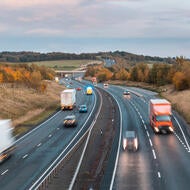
xmin=29 ymin=71 xmax=42 ymax=90
xmin=96 ymin=67 xmax=113 ymax=82
xmin=85 ymin=66 xmax=97 ymax=77
xmin=173 ymin=71 xmax=189 ymax=90
xmin=148 ymin=63 xmax=171 ymax=86
xmin=115 ymin=68 xmax=130 ymax=80
xmin=130 ymin=63 xmax=149 ymax=82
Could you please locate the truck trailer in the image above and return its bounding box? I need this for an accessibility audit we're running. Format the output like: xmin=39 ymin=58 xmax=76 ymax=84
xmin=149 ymin=99 xmax=174 ymax=133
xmin=0 ymin=120 xmax=15 ymax=163
xmin=61 ymin=89 xmax=76 ymax=110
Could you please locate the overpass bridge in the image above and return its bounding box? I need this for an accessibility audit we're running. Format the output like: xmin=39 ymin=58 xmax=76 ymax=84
xmin=55 ymin=70 xmax=86 ymax=78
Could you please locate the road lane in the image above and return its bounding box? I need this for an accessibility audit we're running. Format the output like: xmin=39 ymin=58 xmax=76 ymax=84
xmin=117 ymin=85 xmax=190 ymax=190
xmin=0 ymin=81 xmax=97 ymax=190
xmin=105 ymin=86 xmax=159 ymax=190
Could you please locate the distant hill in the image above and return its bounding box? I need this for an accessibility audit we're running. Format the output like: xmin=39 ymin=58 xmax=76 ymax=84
xmin=0 ymin=51 xmax=179 ymax=64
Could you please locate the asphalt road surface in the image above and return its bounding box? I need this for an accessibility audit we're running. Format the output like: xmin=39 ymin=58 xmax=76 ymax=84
xmin=103 ymin=84 xmax=190 ymax=190
xmin=0 ymin=80 xmax=96 ymax=190
xmin=1 ymin=80 xmax=190 ymax=190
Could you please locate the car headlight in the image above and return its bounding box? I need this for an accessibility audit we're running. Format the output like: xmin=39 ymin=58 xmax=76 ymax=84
xmin=169 ymin=126 xmax=174 ymax=132
xmin=123 ymin=139 xmax=127 ymax=150
xmin=154 ymin=127 xmax=159 ymax=132
xmin=134 ymin=138 xmax=138 ymax=149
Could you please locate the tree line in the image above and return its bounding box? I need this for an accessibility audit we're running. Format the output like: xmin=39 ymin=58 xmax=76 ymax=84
xmin=0 ymin=52 xmax=98 ymax=62
xmin=85 ymin=57 xmax=190 ymax=91
xmin=0 ymin=51 xmax=178 ymax=63
xmin=0 ymin=63 xmax=55 ymax=92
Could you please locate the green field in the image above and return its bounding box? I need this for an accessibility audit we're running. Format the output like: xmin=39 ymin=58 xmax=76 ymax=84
xmin=26 ymin=60 xmax=95 ymax=70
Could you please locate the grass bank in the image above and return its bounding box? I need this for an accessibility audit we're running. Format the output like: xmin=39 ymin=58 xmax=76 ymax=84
xmin=26 ymin=60 xmax=98 ymax=70
xmin=0 ymin=81 xmax=64 ymax=136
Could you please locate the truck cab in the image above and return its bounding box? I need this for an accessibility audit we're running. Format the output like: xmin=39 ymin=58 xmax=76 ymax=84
xmin=149 ymin=99 xmax=174 ymax=133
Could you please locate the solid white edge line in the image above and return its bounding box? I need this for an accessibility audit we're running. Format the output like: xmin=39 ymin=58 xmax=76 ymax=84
xmin=29 ymin=85 xmax=98 ymax=190
xmin=173 ymin=116 xmax=190 ymax=152
xmin=109 ymin=94 xmax=122 ymax=190
xmin=68 ymin=89 xmax=103 ymax=190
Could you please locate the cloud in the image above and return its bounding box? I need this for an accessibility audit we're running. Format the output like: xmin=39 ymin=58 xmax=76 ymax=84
xmin=0 ymin=0 xmax=82 ymax=9
xmin=0 ymin=0 xmax=190 ymax=56
xmin=25 ymin=28 xmax=64 ymax=36
xmin=0 ymin=24 xmax=7 ymax=32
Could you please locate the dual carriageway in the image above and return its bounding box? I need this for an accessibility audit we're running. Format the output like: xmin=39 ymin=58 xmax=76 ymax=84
xmin=1 ymin=78 xmax=190 ymax=190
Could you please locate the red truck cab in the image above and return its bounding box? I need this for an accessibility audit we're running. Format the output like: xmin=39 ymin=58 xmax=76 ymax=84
xmin=149 ymin=99 xmax=174 ymax=133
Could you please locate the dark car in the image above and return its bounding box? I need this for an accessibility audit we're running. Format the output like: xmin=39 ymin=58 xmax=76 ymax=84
xmin=63 ymin=115 xmax=77 ymax=127
xmin=123 ymin=131 xmax=138 ymax=151
xmin=79 ymin=104 xmax=87 ymax=113
xmin=123 ymin=90 xmax=130 ymax=96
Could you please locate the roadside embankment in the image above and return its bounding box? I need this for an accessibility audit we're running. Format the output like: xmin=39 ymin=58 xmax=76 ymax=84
xmin=0 ymin=81 xmax=64 ymax=135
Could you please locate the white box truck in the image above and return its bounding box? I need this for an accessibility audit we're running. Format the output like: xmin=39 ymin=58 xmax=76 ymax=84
xmin=61 ymin=89 xmax=76 ymax=110
xmin=0 ymin=119 xmax=15 ymax=163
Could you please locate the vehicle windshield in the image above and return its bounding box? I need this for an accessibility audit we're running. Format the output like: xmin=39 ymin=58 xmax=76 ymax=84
xmin=124 ymin=131 xmax=136 ymax=139
xmin=156 ymin=115 xmax=171 ymax=121
xmin=65 ymin=116 xmax=75 ymax=120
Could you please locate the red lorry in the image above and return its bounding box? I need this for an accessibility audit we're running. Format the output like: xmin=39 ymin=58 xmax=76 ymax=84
xmin=149 ymin=99 xmax=174 ymax=133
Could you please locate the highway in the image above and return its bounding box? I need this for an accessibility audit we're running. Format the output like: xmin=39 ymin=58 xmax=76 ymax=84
xmin=103 ymin=84 xmax=190 ymax=190
xmin=1 ymin=79 xmax=190 ymax=190
xmin=0 ymin=80 xmax=97 ymax=190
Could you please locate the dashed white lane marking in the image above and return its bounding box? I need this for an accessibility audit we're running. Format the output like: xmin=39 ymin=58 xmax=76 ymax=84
xmin=131 ymin=99 xmax=158 ymax=160
xmin=1 ymin=169 xmax=8 ymax=176
xmin=149 ymin=138 xmax=153 ymax=147
xmin=174 ymin=132 xmax=190 ymax=153
xmin=37 ymin=143 xmax=42 ymax=147
xmin=152 ymin=149 xmax=157 ymax=159
xmin=158 ymin=172 xmax=161 ymax=178
xmin=23 ymin=154 xmax=28 ymax=159
xmin=173 ymin=116 xmax=190 ymax=152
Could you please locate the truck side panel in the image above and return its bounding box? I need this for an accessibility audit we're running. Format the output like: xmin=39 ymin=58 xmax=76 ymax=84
xmin=0 ymin=120 xmax=15 ymax=163
xmin=61 ymin=89 xmax=76 ymax=110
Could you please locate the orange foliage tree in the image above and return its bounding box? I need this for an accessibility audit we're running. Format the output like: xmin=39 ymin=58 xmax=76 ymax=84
xmin=0 ymin=63 xmax=55 ymax=92
xmin=115 ymin=68 xmax=130 ymax=80
xmin=173 ymin=71 xmax=189 ymax=90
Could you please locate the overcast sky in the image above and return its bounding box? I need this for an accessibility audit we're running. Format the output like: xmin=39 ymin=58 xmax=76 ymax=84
xmin=0 ymin=0 xmax=190 ymax=57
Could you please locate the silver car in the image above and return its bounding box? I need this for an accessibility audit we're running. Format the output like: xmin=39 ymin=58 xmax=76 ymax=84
xmin=123 ymin=131 xmax=138 ymax=151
